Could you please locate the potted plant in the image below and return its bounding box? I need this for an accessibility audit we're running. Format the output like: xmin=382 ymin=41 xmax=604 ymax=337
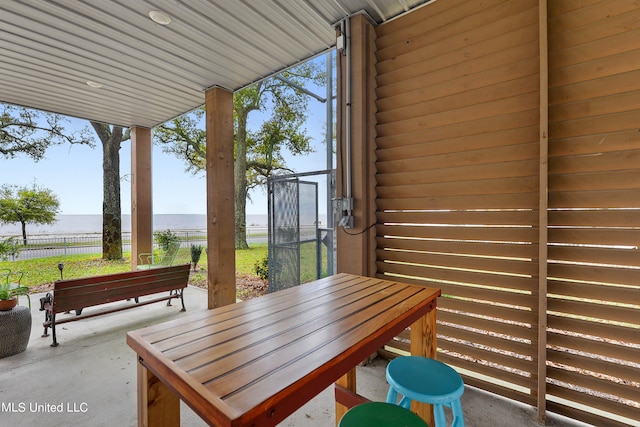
xmin=0 ymin=282 xmax=18 ymax=311
xmin=190 ymin=244 xmax=203 ymax=271
xmin=0 ymin=279 xmax=32 ymax=358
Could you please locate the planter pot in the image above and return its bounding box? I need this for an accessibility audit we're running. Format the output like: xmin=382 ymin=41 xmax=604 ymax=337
xmin=0 ymin=297 xmax=18 ymax=311
xmin=0 ymin=305 xmax=32 ymax=358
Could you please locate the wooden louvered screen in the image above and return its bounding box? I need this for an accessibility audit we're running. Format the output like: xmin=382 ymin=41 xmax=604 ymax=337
xmin=375 ymin=0 xmax=543 ymax=405
xmin=546 ymin=1 xmax=640 ymax=426
xmin=372 ymin=0 xmax=640 ymax=426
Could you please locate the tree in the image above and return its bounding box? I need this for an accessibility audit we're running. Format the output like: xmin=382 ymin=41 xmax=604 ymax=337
xmin=0 ymin=183 xmax=61 ymax=245
xmin=90 ymin=123 xmax=130 ymax=260
xmin=1 ymin=104 xmax=129 ymax=261
xmin=1 ymin=104 xmax=93 ymax=160
xmin=155 ymin=61 xmax=323 ymax=249
xmin=0 ymin=237 xmax=18 ymax=261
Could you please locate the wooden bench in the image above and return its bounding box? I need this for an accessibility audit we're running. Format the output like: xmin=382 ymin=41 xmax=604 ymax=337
xmin=41 ymin=264 xmax=190 ymax=347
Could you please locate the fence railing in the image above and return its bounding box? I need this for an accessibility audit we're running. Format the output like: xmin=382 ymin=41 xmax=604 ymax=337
xmin=1 ymin=228 xmax=267 ymax=262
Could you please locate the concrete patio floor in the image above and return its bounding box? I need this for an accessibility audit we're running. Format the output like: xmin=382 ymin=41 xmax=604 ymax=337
xmin=0 ymin=286 xmax=592 ymax=427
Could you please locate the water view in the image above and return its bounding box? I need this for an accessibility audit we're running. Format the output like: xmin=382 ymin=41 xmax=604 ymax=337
xmin=0 ymin=214 xmax=269 ymax=237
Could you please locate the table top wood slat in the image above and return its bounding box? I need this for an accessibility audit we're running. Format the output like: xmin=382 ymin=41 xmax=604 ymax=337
xmin=166 ymin=280 xmax=396 ymax=370
xmin=190 ymin=284 xmax=417 ymax=385
xmin=127 ymin=273 xmax=440 ymax=427
xmin=137 ymin=274 xmax=365 ymax=346
xmin=218 ymin=288 xmax=432 ymax=413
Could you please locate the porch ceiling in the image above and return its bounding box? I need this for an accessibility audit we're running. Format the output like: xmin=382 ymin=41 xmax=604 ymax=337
xmin=0 ymin=0 xmax=429 ymax=129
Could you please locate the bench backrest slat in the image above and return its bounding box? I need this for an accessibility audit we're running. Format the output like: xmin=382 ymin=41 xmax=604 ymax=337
xmin=52 ymin=264 xmax=190 ymax=314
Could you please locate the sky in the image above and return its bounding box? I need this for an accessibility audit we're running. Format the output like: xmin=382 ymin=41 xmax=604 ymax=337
xmin=0 ymin=58 xmax=334 ymax=217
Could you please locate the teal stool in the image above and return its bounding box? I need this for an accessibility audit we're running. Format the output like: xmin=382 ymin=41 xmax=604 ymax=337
xmin=339 ymin=402 xmax=429 ymax=427
xmin=386 ymin=356 xmax=465 ymax=427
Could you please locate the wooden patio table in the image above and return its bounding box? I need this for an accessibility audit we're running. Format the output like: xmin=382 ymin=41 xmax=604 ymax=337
xmin=126 ymin=273 xmax=441 ymax=427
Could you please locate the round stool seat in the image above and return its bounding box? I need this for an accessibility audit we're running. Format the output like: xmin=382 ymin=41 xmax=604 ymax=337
xmin=386 ymin=356 xmax=465 ymax=427
xmin=387 ymin=356 xmax=464 ymax=404
xmin=339 ymin=402 xmax=429 ymax=427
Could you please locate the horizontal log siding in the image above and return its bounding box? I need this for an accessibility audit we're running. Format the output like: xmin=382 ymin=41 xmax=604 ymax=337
xmin=374 ymin=0 xmax=640 ymax=425
xmin=374 ymin=0 xmax=541 ymax=408
xmin=547 ymin=1 xmax=640 ymax=425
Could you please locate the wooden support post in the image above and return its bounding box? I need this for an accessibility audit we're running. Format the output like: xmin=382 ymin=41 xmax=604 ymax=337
xmin=335 ymin=368 xmax=357 ymax=425
xmin=137 ymin=361 xmax=179 ymax=427
xmin=131 ymin=127 xmax=153 ymax=270
xmin=537 ymin=0 xmax=549 ymax=423
xmin=410 ymin=309 xmax=437 ymax=426
xmin=205 ymin=87 xmax=236 ymax=309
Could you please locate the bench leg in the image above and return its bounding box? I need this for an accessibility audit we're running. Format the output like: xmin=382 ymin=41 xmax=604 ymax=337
xmin=50 ymin=314 xmax=58 ymax=347
xmin=42 ymin=312 xmax=51 ymax=338
xmin=41 ymin=293 xmax=52 ymax=338
xmin=166 ymin=290 xmax=186 ymax=311
xmin=179 ymin=289 xmax=186 ymax=312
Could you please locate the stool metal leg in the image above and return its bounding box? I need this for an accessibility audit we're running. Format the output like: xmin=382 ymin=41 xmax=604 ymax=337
xmin=386 ymin=386 xmax=412 ymax=409
xmin=434 ymin=404 xmax=447 ymax=427
xmin=451 ymin=398 xmax=465 ymax=427
xmin=386 ymin=386 xmax=398 ymax=405
xmin=398 ymin=396 xmax=411 ymax=409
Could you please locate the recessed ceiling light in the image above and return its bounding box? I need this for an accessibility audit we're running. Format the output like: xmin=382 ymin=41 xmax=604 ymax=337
xmin=86 ymin=81 xmax=103 ymax=88
xmin=149 ymin=10 xmax=172 ymax=25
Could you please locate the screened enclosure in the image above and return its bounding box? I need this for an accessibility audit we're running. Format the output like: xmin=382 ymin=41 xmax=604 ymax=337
xmin=267 ymin=171 xmax=335 ymax=292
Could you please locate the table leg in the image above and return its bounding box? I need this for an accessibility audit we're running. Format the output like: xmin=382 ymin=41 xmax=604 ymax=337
xmin=410 ymin=308 xmax=437 ymax=426
xmin=335 ymin=368 xmax=356 ymax=425
xmin=137 ymin=361 xmax=180 ymax=427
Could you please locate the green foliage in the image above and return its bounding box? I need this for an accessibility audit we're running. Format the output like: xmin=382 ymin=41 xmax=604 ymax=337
xmin=235 ymin=244 xmax=268 ymax=273
xmin=160 ymin=62 xmax=321 ymax=181
xmin=0 ymin=103 xmax=128 ymax=262
xmin=0 ymin=282 xmax=11 ymax=300
xmin=1 ymin=255 xmax=131 ymax=288
xmin=0 ymin=104 xmax=94 ymax=161
xmin=0 ymin=244 xmax=268 ymax=293
xmin=154 ymin=58 xmax=325 ymax=249
xmin=153 ymin=229 xmax=180 ymax=251
xmin=300 ymin=240 xmax=328 ymax=283
xmin=190 ymin=244 xmax=203 ymax=270
xmin=254 ymin=254 xmax=269 ymax=281
xmin=0 ymin=237 xmax=18 ymax=261
xmin=0 ymin=277 xmax=23 ymax=301
xmin=0 ymin=183 xmax=61 ymax=244
xmin=154 ymin=111 xmax=206 ymax=174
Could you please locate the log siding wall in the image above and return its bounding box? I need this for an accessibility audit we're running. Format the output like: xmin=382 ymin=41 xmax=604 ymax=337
xmin=546 ymin=1 xmax=640 ymax=425
xmin=373 ymin=1 xmax=640 ymax=425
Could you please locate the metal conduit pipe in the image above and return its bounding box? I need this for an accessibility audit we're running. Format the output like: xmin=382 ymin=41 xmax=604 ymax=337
xmin=345 ymin=17 xmax=352 ymax=203
xmin=335 ymin=17 xmax=354 ymax=229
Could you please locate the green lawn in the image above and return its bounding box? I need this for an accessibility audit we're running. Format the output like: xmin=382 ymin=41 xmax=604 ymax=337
xmin=0 ymin=244 xmax=268 ymax=291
